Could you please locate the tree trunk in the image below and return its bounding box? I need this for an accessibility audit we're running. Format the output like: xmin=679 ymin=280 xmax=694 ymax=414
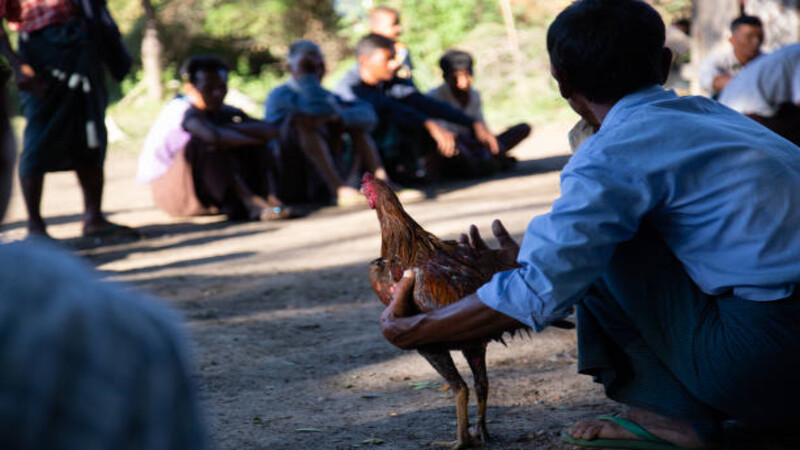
xmin=689 ymin=0 xmax=739 ymax=94
xmin=141 ymin=0 xmax=163 ymax=101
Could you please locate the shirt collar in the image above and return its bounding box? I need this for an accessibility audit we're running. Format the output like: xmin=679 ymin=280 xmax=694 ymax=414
xmin=601 ymin=85 xmax=676 ymax=130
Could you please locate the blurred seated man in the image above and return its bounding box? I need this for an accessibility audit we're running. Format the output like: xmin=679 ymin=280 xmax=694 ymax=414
xmin=427 ymin=50 xmax=531 ymax=171
xmin=369 ymin=6 xmax=415 ymax=88
xmin=137 ymin=56 xmax=291 ymax=221
xmin=0 ymin=72 xmax=207 ymax=450
xmin=265 ymin=40 xmax=411 ymax=206
xmin=334 ymin=33 xmax=499 ymax=183
xmin=719 ymin=42 xmax=800 ymax=146
xmin=698 ymin=15 xmax=765 ymax=97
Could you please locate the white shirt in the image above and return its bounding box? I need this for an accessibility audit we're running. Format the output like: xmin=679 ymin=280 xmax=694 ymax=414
xmin=426 ymin=83 xmax=484 ymax=135
xmin=698 ymin=47 xmax=751 ymax=96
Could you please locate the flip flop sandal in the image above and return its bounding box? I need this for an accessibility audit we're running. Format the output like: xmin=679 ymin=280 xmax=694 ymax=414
xmin=258 ymin=206 xmax=293 ymax=221
xmin=82 ymin=223 xmax=141 ymax=239
xmin=561 ymin=415 xmax=683 ymax=449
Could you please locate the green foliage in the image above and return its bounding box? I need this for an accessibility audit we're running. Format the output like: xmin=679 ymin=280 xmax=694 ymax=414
xmin=105 ymin=0 xmax=575 ymax=128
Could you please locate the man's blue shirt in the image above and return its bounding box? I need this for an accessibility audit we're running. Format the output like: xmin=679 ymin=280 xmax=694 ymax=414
xmin=478 ymin=85 xmax=800 ymax=331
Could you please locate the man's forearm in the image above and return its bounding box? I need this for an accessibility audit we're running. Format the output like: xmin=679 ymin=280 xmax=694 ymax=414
xmin=383 ymin=293 xmax=523 ymax=349
xmin=227 ymin=121 xmax=279 ymax=141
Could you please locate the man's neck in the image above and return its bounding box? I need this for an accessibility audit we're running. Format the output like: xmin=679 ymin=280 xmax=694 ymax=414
xmin=448 ymin=85 xmax=471 ymax=108
xmin=358 ymin=66 xmax=380 ymax=86
xmin=733 ymin=48 xmax=757 ymax=66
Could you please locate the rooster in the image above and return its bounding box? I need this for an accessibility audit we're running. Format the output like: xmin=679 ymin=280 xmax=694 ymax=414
xmin=362 ymin=172 xmax=519 ymax=449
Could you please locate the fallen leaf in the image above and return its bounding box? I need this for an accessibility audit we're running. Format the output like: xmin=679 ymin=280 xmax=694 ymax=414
xmin=408 ymin=381 xmax=440 ymax=390
xmin=362 ymin=437 xmax=385 ymax=445
xmin=294 ymin=427 xmax=323 ymax=433
xmin=361 ymin=394 xmax=381 ymax=399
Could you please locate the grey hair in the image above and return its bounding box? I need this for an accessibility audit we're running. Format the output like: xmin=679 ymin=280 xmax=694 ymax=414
xmin=288 ymin=40 xmax=322 ymax=67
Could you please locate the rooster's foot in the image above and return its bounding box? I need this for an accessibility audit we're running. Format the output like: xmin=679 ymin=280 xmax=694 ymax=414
xmin=469 ymin=424 xmax=490 ymax=444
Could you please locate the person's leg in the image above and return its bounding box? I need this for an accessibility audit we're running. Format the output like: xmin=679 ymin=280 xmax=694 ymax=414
xmin=19 ymin=174 xmax=47 ymax=237
xmin=571 ymin=229 xmax=726 ymax=445
xmin=348 ymin=129 xmax=395 ymax=185
xmin=574 ymin=227 xmax=800 ymax=445
xmin=228 ymin=146 xmax=291 ymax=220
xmin=495 ymin=123 xmax=531 ymax=153
xmin=75 ymin=164 xmax=105 ymax=230
xmin=292 ymin=118 xmax=360 ymax=204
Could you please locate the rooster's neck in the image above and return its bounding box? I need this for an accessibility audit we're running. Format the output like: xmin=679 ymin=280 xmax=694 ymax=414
xmin=376 ymin=201 xmax=439 ymax=265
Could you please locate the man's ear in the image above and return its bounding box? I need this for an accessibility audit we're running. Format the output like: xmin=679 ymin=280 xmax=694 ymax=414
xmin=550 ymin=64 xmax=573 ymax=99
xmin=659 ymin=47 xmax=673 ymax=85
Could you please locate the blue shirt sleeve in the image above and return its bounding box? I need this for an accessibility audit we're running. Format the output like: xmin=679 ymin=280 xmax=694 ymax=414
xmin=477 ymin=149 xmax=654 ymax=330
xmin=264 ymin=85 xmax=295 ymax=124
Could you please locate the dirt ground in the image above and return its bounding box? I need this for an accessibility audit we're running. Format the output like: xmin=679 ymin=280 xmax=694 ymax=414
xmin=2 ymin=120 xmax=620 ymax=449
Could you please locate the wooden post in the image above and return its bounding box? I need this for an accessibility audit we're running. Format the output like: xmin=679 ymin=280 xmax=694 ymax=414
xmin=141 ymin=0 xmax=164 ymax=101
xmin=689 ymin=0 xmax=739 ymax=94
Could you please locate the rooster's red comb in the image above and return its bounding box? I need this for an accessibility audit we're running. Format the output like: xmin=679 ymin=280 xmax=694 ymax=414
xmin=362 ymin=172 xmax=375 ymax=184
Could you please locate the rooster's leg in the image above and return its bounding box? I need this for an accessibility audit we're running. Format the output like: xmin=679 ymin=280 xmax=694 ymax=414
xmin=462 ymin=344 xmax=490 ymax=443
xmin=418 ymin=349 xmax=481 ymax=449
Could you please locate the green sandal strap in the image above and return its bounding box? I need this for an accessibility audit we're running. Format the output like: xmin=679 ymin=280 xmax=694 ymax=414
xmin=596 ymin=415 xmax=672 ymax=445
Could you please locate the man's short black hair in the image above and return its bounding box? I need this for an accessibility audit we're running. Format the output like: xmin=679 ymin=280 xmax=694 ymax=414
xmin=179 ymin=55 xmax=230 ymax=85
xmin=731 ymin=15 xmax=763 ymax=32
xmin=439 ymin=50 xmax=473 ymax=77
xmin=547 ymin=0 xmax=666 ymax=104
xmin=356 ymin=33 xmax=395 ymax=58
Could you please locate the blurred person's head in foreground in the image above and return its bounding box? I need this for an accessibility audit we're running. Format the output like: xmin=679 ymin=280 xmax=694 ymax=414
xmin=288 ymin=40 xmax=325 ymax=83
xmin=369 ymin=6 xmax=402 ymax=41
xmin=439 ymin=50 xmax=474 ymax=93
xmin=356 ymin=33 xmax=398 ymax=85
xmin=180 ymin=55 xmax=230 ymax=112
xmin=729 ymin=15 xmax=764 ymax=64
xmin=546 ymin=0 xmax=670 ymax=127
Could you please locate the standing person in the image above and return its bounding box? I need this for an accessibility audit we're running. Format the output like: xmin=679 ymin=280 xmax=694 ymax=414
xmin=137 ymin=55 xmax=291 ymax=221
xmin=698 ymin=15 xmax=765 ymax=97
xmin=265 ymin=40 xmax=416 ymax=206
xmin=0 ymin=60 xmax=208 ymax=450
xmin=718 ymin=42 xmax=800 ymax=146
xmin=368 ymin=6 xmax=414 ymax=87
xmin=0 ymin=0 xmax=138 ymax=241
xmin=427 ymin=50 xmax=531 ymax=170
xmin=379 ymin=1 xmax=800 ymax=448
xmin=335 ymin=34 xmax=498 ymax=183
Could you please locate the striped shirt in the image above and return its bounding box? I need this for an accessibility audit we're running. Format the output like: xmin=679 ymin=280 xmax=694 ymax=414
xmin=1 ymin=0 xmax=74 ymax=33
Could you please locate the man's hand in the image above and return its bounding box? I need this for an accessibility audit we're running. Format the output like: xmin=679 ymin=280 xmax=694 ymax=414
xmin=460 ymin=219 xmax=521 ymax=278
xmin=380 ymin=270 xmax=420 ymax=349
xmin=473 ymin=121 xmax=499 ymax=155
xmin=423 ymin=119 xmax=457 ymax=157
xmin=712 ymin=73 xmax=732 ymax=94
xmin=15 ymin=63 xmax=44 ymax=96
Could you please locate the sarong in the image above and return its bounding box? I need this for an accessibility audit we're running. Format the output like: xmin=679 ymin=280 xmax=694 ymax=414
xmin=577 ymin=228 xmax=800 ymax=440
xmin=17 ymin=19 xmax=108 ymax=177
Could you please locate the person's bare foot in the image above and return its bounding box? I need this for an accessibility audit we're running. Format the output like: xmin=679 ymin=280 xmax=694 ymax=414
xmin=567 ymin=408 xmax=713 ymax=448
xmin=335 ymin=186 xmax=367 ymax=207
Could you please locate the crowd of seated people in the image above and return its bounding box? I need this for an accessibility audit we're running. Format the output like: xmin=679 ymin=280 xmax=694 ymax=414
xmin=138 ymin=6 xmax=798 ymax=226
xmin=139 ymin=6 xmax=532 ymax=219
